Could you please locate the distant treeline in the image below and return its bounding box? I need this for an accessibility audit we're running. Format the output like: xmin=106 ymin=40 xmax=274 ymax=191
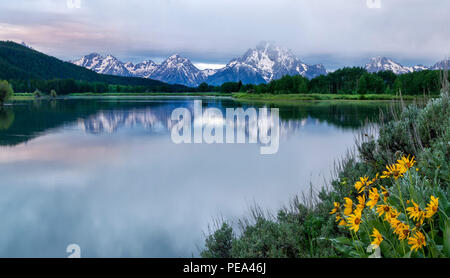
xmin=9 ymin=78 xmax=196 ymax=94
xmin=7 ymin=68 xmax=448 ymax=96
xmin=201 ymin=67 xmax=447 ymax=95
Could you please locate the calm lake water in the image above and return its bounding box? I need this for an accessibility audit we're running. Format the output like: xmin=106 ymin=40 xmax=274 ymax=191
xmin=0 ymin=96 xmax=387 ymax=257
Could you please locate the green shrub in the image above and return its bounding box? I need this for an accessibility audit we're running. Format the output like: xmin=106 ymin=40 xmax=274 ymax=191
xmin=0 ymin=80 xmax=13 ymax=105
xmin=33 ymin=89 xmax=41 ymax=99
xmin=201 ymin=223 xmax=234 ymax=258
xmin=50 ymin=89 xmax=57 ymax=99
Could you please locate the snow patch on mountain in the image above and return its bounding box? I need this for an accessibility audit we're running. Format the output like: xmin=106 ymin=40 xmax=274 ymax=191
xmin=238 ymin=41 xmax=326 ymax=81
xmin=149 ymin=54 xmax=206 ymax=87
xmin=125 ymin=60 xmax=159 ymax=78
xmin=365 ymin=57 xmax=431 ymax=74
xmin=73 ymin=53 xmax=131 ymax=76
xmin=206 ymin=41 xmax=327 ymax=85
xmin=73 ymin=53 xmax=212 ymax=86
xmin=365 ymin=57 xmax=411 ymax=74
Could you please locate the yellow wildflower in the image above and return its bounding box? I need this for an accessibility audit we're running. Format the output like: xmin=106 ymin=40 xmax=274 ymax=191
xmin=388 ymin=217 xmax=401 ymax=230
xmin=397 ymin=155 xmax=416 ymax=170
xmin=356 ymin=195 xmax=366 ymax=211
xmin=366 ymin=187 xmax=380 ymax=209
xmin=384 ymin=208 xmax=400 ymax=223
xmin=354 ymin=176 xmax=372 ymax=193
xmin=344 ymin=197 xmax=353 ymax=216
xmin=376 ymin=204 xmax=391 ymax=217
xmin=336 ymin=214 xmax=346 ymax=226
xmin=381 ymin=163 xmax=406 ymax=180
xmin=347 ymin=208 xmax=362 ymax=232
xmin=371 ymin=228 xmax=383 ymax=247
xmin=408 ymin=231 xmax=426 ymax=252
xmin=330 ymin=202 xmax=340 ymax=215
xmin=406 ymin=200 xmax=425 ymax=225
xmin=425 ymin=196 xmax=439 ymax=218
xmin=394 ymin=223 xmax=411 ymax=240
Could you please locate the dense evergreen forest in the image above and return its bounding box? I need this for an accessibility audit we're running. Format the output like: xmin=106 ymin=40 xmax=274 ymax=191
xmin=204 ymin=67 xmax=447 ymax=95
xmin=8 ymin=78 xmax=194 ymax=94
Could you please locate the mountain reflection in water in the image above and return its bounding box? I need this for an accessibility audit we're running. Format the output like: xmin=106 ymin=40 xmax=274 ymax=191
xmin=0 ymin=97 xmax=387 ymax=257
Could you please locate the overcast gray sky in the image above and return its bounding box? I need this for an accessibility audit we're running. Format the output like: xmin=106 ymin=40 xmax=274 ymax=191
xmin=0 ymin=0 xmax=448 ymax=69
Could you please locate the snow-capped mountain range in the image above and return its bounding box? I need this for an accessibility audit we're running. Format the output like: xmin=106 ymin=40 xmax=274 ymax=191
xmin=149 ymin=54 xmax=212 ymax=87
xmin=73 ymin=42 xmax=327 ymax=87
xmin=74 ymin=53 xmax=131 ymax=77
xmin=73 ymin=53 xmax=212 ymax=87
xmin=364 ymin=56 xmax=448 ymax=74
xmin=73 ymin=42 xmax=449 ymax=87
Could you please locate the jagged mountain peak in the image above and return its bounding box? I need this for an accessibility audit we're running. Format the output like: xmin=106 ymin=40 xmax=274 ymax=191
xmin=365 ymin=56 xmax=432 ymax=74
xmin=73 ymin=52 xmax=207 ymax=86
xmin=431 ymin=59 xmax=450 ymax=70
xmin=125 ymin=60 xmax=158 ymax=78
xmin=149 ymin=54 xmax=205 ymax=87
xmin=73 ymin=53 xmax=131 ymax=77
xmin=204 ymin=42 xmax=327 ymax=85
xmin=367 ymin=56 xmax=400 ymax=68
xmin=162 ymin=54 xmax=196 ymax=68
xmin=209 ymin=41 xmax=326 ymax=84
xmin=365 ymin=56 xmax=412 ymax=74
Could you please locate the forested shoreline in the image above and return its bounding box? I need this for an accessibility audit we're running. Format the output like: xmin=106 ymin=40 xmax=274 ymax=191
xmin=6 ymin=67 xmax=447 ymax=98
xmin=198 ymin=67 xmax=446 ymax=96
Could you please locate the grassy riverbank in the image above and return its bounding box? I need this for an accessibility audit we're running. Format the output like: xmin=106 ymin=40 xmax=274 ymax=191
xmin=10 ymin=92 xmax=230 ymax=100
xmin=232 ymin=92 xmax=430 ymax=102
xmin=201 ymin=92 xmax=449 ymax=258
xmin=67 ymin=92 xmax=230 ymax=97
xmin=10 ymin=92 xmax=432 ymax=103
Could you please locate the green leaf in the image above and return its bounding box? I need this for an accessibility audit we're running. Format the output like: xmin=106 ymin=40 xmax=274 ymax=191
xmin=403 ymin=250 xmax=411 ymax=258
xmin=352 ymin=240 xmax=364 ymax=250
xmin=444 ymin=219 xmax=450 ymax=257
xmin=330 ymin=237 xmax=352 ymax=245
